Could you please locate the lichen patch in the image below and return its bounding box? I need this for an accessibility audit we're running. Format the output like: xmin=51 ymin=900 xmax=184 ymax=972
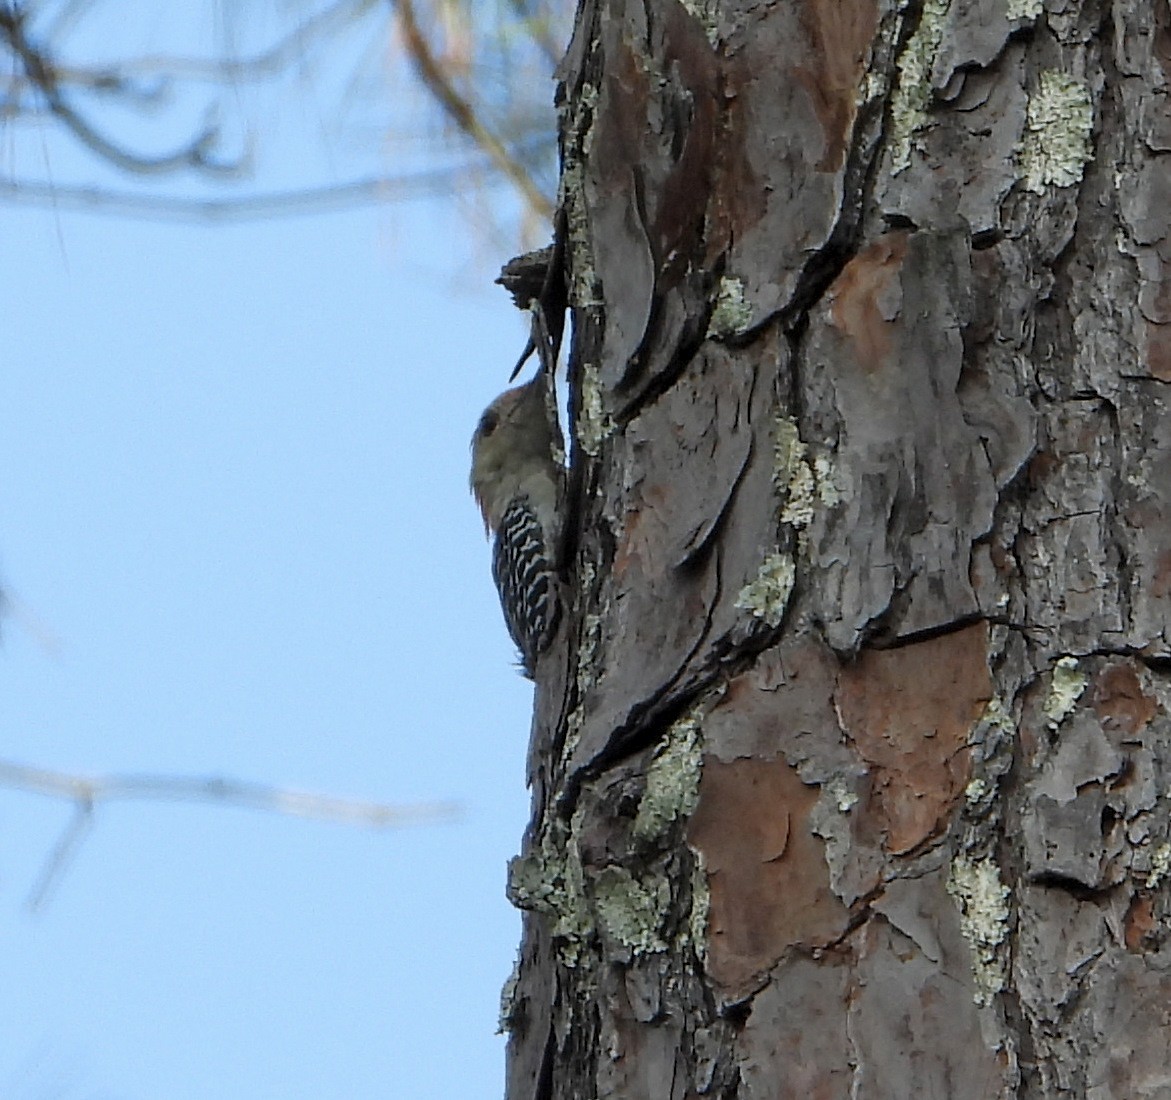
xmin=889 ymin=0 xmax=951 ymax=173
xmin=947 ymin=855 xmax=1010 ymax=1005
xmin=634 ymin=714 xmax=704 ymax=842
xmin=735 ymin=553 xmax=796 ymax=627
xmin=1020 ymin=70 xmax=1093 ymax=193
xmin=593 ymin=866 xmax=670 ymax=954
xmin=1044 ymin=655 xmax=1089 ymax=728
xmin=709 ymin=275 xmax=753 ymax=339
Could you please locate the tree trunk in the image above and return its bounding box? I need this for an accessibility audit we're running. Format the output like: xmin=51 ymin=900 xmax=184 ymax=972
xmin=502 ymin=1 xmax=1171 ymax=1096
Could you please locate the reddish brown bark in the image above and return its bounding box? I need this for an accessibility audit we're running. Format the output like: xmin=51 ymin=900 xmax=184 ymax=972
xmin=504 ymin=1 xmax=1171 ymax=1096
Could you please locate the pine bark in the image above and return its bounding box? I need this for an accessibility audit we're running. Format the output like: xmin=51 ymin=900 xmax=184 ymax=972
xmin=502 ymin=1 xmax=1171 ymax=1097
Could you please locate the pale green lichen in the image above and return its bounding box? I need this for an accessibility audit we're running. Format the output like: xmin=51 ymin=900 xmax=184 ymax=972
xmin=773 ymin=417 xmax=842 ymax=528
xmin=889 ymin=0 xmax=951 ymax=173
xmin=1146 ymin=843 xmax=1171 ymax=889
xmin=1044 ymin=656 xmax=1088 ymax=728
xmin=578 ymin=82 xmax=599 ymax=123
xmin=593 ymin=866 xmax=669 ymax=954
xmin=508 ymin=814 xmax=594 ymax=967
xmin=1006 ymin=0 xmax=1042 ymax=19
xmin=965 ymin=777 xmax=989 ymax=803
xmin=782 ymin=467 xmax=818 ymax=528
xmin=562 ymin=698 xmax=585 ymax=768
xmin=688 ymin=850 xmax=710 ymax=961
xmin=962 ymin=696 xmax=1015 ymax=815
xmin=775 ymin=417 xmax=817 ymax=528
xmin=735 ymin=553 xmax=795 ymax=627
xmin=1020 ymin=70 xmax=1093 ymax=193
xmin=773 ymin=417 xmax=806 ymax=485
xmin=577 ymin=560 xmax=602 ymax=683
xmin=709 ymin=275 xmax=753 ymax=340
xmin=948 ymin=855 xmax=1011 ymax=1006
xmin=862 ymin=69 xmax=889 ymax=103
xmin=634 ymin=714 xmax=704 ymax=842
xmin=564 ymin=559 xmax=601 ymax=763
xmin=497 ymin=952 xmax=521 ymax=1034
xmin=559 ymin=112 xmax=601 ymax=309
xmin=971 ymin=694 xmax=1016 ymax=756
xmin=577 ymin=366 xmax=612 ymax=457
xmin=828 ymin=777 xmax=858 ymax=813
xmin=982 ymin=693 xmax=1015 ymax=732
xmin=810 ymin=778 xmax=862 ymax=899
xmin=813 ymin=454 xmax=844 ymax=507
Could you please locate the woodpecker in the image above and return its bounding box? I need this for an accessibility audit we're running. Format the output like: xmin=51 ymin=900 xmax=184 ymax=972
xmin=470 ymin=376 xmax=565 ymax=677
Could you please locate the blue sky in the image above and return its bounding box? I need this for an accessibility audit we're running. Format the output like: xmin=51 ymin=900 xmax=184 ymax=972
xmin=2 ymin=7 xmax=548 ymax=1096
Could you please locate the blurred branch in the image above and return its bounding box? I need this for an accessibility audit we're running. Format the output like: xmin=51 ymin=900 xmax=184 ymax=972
xmin=1 ymin=0 xmax=562 ymax=224
xmin=505 ymin=0 xmax=562 ymax=70
xmin=27 ymin=800 xmax=93 ymax=913
xmin=0 ymin=758 xmax=460 ymax=911
xmin=0 ymin=2 xmax=242 ymax=176
xmin=393 ymin=0 xmax=553 ymax=219
xmin=57 ymin=0 xmax=379 ymax=89
xmin=0 ymin=165 xmax=512 ymax=221
xmin=45 ymin=0 xmax=101 ymax=40
xmin=0 ymin=759 xmax=458 ymax=826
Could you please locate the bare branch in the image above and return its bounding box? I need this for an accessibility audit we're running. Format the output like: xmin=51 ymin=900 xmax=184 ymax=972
xmin=504 ymin=0 xmax=563 ymax=71
xmin=0 ymin=166 xmax=511 ymax=221
xmin=44 ymin=0 xmax=100 ymax=41
xmin=0 ymin=759 xmax=459 ymax=828
xmin=57 ymin=103 xmax=243 ymax=176
xmin=56 ymin=0 xmax=380 ymax=88
xmin=0 ymin=758 xmax=460 ymax=910
xmin=0 ymin=3 xmax=243 ymax=176
xmin=392 ymin=0 xmax=553 ymax=219
xmin=2 ymin=0 xmax=559 ymax=223
xmin=26 ymin=801 xmax=92 ymax=913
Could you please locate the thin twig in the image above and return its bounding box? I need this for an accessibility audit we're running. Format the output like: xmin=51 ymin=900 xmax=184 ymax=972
xmin=26 ymin=800 xmax=92 ymax=913
xmin=44 ymin=0 xmax=100 ymax=41
xmin=0 ymin=166 xmax=510 ymax=221
xmin=504 ymin=0 xmax=563 ymax=71
xmin=0 ymin=758 xmax=460 ymax=911
xmin=57 ymin=0 xmax=380 ymax=87
xmin=0 ymin=4 xmax=242 ymax=176
xmin=0 ymin=759 xmax=459 ymax=828
xmin=392 ymin=0 xmax=552 ymax=219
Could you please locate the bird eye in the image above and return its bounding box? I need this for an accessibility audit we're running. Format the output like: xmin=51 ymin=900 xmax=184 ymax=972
xmin=479 ymin=411 xmax=499 ymax=436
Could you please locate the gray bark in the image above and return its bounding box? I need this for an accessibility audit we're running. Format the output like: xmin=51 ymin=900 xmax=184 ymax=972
xmin=503 ymin=0 xmax=1171 ymax=1096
